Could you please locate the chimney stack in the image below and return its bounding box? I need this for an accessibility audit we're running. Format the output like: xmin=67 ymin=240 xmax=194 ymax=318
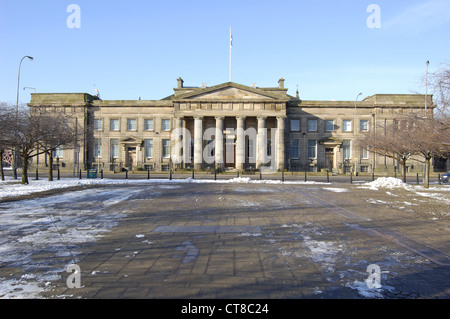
xmin=177 ymin=77 xmax=184 ymax=89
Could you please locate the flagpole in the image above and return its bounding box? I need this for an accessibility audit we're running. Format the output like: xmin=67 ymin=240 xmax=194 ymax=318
xmin=229 ymin=26 xmax=232 ymax=82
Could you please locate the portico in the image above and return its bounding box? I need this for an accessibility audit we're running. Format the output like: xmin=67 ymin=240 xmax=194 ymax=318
xmin=171 ymin=81 xmax=289 ymax=171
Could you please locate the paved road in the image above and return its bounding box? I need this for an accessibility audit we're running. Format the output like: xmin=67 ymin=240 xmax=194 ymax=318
xmin=1 ymin=181 xmax=449 ymax=300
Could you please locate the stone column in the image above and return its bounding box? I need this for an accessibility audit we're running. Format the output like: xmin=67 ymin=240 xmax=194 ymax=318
xmin=277 ymin=116 xmax=286 ymax=171
xmin=194 ymin=116 xmax=203 ymax=170
xmin=215 ymin=116 xmax=224 ymax=170
xmin=256 ymin=116 xmax=266 ymax=169
xmin=236 ymin=116 xmax=246 ymax=170
xmin=173 ymin=117 xmax=184 ymax=168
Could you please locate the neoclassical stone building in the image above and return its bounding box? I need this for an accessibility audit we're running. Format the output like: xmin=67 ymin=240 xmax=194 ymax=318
xmin=28 ymin=78 xmax=434 ymax=174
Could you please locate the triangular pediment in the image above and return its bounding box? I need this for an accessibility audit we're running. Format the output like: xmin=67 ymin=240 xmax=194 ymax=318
xmin=174 ymin=82 xmax=286 ymax=101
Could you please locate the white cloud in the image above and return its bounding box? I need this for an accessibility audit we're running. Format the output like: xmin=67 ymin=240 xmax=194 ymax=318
xmin=383 ymin=0 xmax=450 ymax=34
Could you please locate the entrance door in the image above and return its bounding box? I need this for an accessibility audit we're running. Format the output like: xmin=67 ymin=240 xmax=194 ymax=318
xmin=225 ymin=138 xmax=236 ymax=168
xmin=325 ymin=148 xmax=334 ymax=171
xmin=127 ymin=147 xmax=137 ymax=168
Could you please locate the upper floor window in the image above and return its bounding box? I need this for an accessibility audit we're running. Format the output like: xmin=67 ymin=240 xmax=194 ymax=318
xmin=162 ymin=119 xmax=171 ymax=131
xmin=110 ymin=119 xmax=120 ymax=131
xmin=144 ymin=119 xmax=154 ymax=131
xmin=343 ymin=120 xmax=352 ymax=132
xmin=360 ymin=120 xmax=369 ymax=132
xmin=127 ymin=119 xmax=137 ymax=131
xmin=308 ymin=119 xmax=317 ymax=132
xmin=94 ymin=119 xmax=102 ymax=131
xmin=325 ymin=120 xmax=335 ymax=132
xmin=290 ymin=120 xmax=300 ymax=132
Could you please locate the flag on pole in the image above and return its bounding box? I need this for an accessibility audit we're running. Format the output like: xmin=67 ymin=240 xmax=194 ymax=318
xmin=230 ymin=27 xmax=233 ymax=49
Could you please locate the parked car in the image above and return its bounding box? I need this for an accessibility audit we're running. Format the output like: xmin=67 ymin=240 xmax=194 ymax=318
xmin=441 ymin=172 xmax=450 ymax=183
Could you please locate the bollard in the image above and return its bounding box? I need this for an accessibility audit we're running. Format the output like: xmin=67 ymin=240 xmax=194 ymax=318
xmin=350 ymin=172 xmax=353 ymax=184
xmin=372 ymin=172 xmax=375 ymax=181
xmin=192 ymin=169 xmax=194 ymax=179
xmin=304 ymin=171 xmax=307 ymax=182
xmin=101 ymin=169 xmax=103 ymax=179
xmin=237 ymin=170 xmax=239 ymax=178
xmin=79 ymin=169 xmax=82 ymax=180
xmin=125 ymin=170 xmax=128 ymax=179
xmin=282 ymin=170 xmax=284 ymax=182
xmin=57 ymin=168 xmax=60 ymax=180
xmin=214 ymin=169 xmax=217 ymax=181
xmin=170 ymin=170 xmax=172 ymax=180
xmin=438 ymin=174 xmax=441 ymax=185
xmin=147 ymin=169 xmax=150 ymax=180
xmin=326 ymin=170 xmax=329 ymax=183
xmin=416 ymin=173 xmax=419 ymax=185
xmin=260 ymin=168 xmax=262 ymax=181
xmin=13 ymin=168 xmax=17 ymax=180
xmin=35 ymin=168 xmax=39 ymax=180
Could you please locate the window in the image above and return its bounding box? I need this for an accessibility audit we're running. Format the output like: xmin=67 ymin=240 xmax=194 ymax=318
xmin=343 ymin=140 xmax=351 ymax=160
xmin=360 ymin=120 xmax=369 ymax=132
xmin=267 ymin=139 xmax=272 ymax=157
xmin=144 ymin=139 xmax=153 ymax=158
xmin=361 ymin=147 xmax=369 ymax=160
xmin=144 ymin=119 xmax=154 ymax=131
xmin=290 ymin=120 xmax=300 ymax=132
xmin=127 ymin=119 xmax=137 ymax=131
xmin=308 ymin=119 xmax=317 ymax=132
xmin=94 ymin=119 xmax=102 ymax=131
xmin=290 ymin=140 xmax=299 ymax=159
xmin=343 ymin=120 xmax=352 ymax=132
xmin=308 ymin=140 xmax=317 ymax=159
xmin=94 ymin=139 xmax=102 ymax=158
xmin=110 ymin=119 xmax=120 ymax=131
xmin=162 ymin=139 xmax=171 ymax=158
xmin=110 ymin=139 xmax=119 ymax=159
xmin=53 ymin=147 xmax=63 ymax=158
xmin=247 ymin=139 xmax=255 ymax=161
xmin=206 ymin=140 xmax=215 ymax=160
xmin=325 ymin=120 xmax=335 ymax=132
xmin=162 ymin=119 xmax=171 ymax=131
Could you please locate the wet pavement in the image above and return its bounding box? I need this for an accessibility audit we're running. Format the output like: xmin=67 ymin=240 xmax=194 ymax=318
xmin=1 ymin=180 xmax=449 ymax=300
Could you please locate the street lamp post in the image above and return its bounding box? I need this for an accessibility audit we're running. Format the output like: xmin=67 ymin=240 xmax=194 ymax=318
xmin=13 ymin=56 xmax=34 ymax=178
xmin=425 ymin=60 xmax=430 ymax=117
xmin=16 ymin=56 xmax=34 ymax=113
xmin=354 ymin=92 xmax=362 ymax=176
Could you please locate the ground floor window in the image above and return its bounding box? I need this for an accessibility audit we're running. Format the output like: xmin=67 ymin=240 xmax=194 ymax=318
xmin=343 ymin=140 xmax=351 ymax=160
xmin=308 ymin=140 xmax=317 ymax=159
xmin=162 ymin=139 xmax=171 ymax=158
xmin=145 ymin=139 xmax=153 ymax=158
xmin=110 ymin=139 xmax=119 ymax=159
xmin=290 ymin=140 xmax=299 ymax=159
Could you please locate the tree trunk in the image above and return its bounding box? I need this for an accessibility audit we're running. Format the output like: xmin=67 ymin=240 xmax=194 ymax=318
xmin=21 ymin=150 xmax=29 ymax=185
xmin=400 ymin=159 xmax=407 ymax=183
xmin=424 ymin=157 xmax=431 ymax=189
xmin=48 ymin=150 xmax=54 ymax=181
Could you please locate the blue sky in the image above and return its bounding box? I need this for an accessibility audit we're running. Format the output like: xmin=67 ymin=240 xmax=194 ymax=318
xmin=1 ymin=0 xmax=449 ymax=105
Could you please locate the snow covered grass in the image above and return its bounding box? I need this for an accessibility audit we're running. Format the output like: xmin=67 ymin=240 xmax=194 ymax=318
xmin=0 ymin=177 xmax=331 ymax=201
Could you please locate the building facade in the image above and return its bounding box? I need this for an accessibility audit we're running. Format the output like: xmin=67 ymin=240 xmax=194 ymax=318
xmin=27 ymin=78 xmax=434 ymax=174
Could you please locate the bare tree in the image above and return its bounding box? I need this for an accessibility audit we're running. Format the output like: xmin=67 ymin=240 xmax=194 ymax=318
xmin=31 ymin=107 xmax=82 ymax=181
xmin=428 ymin=63 xmax=450 ymax=118
xmin=359 ymin=117 xmax=415 ymax=183
xmin=410 ymin=115 xmax=450 ymax=188
xmin=0 ymin=104 xmax=16 ymax=181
